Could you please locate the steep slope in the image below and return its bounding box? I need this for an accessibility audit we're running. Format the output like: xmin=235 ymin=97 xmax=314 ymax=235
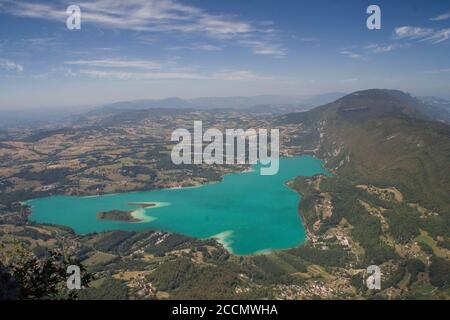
xmin=279 ymin=89 xmax=450 ymax=213
xmin=90 ymin=93 xmax=346 ymax=114
xmin=275 ymin=89 xmax=450 ymax=298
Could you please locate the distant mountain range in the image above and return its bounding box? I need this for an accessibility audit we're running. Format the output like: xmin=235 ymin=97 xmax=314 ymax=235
xmin=91 ymin=92 xmax=347 ymax=114
xmin=0 ymin=93 xmax=345 ymax=129
xmin=2 ymin=91 xmax=450 ymax=129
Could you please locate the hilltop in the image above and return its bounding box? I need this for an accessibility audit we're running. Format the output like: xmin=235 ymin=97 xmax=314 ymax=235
xmin=279 ymin=89 xmax=450 ymax=211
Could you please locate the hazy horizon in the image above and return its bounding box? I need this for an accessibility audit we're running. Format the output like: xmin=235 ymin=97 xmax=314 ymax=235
xmin=0 ymin=91 xmax=342 ymax=110
xmin=2 ymin=89 xmax=450 ymax=112
xmin=1 ymin=0 xmax=450 ymax=109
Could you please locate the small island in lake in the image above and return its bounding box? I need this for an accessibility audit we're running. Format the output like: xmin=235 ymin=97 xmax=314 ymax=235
xmin=97 ymin=210 xmax=141 ymax=222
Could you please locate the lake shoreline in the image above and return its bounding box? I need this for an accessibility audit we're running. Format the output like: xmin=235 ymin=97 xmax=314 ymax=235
xmin=27 ymin=155 xmax=330 ymax=255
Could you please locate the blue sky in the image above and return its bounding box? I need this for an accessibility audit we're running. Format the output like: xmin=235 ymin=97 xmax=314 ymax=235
xmin=0 ymin=0 xmax=449 ymax=109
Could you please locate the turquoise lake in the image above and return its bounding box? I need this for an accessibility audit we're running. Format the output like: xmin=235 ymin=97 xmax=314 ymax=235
xmin=28 ymin=156 xmax=329 ymax=255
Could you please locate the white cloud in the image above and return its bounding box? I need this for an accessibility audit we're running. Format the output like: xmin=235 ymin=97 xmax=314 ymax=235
xmin=369 ymin=45 xmax=394 ymax=53
xmin=339 ymin=50 xmax=363 ymax=60
xmin=365 ymin=43 xmax=408 ymax=53
xmin=394 ymin=26 xmax=434 ymax=39
xmin=339 ymin=43 xmax=407 ymax=62
xmin=213 ymin=70 xmax=269 ymax=81
xmin=166 ymin=44 xmax=222 ymax=51
xmin=65 ymin=58 xmax=164 ymax=69
xmin=394 ymin=26 xmax=450 ymax=44
xmin=1 ymin=0 xmax=286 ymax=57
xmin=33 ymin=67 xmax=77 ymax=79
xmin=65 ymin=56 xmax=204 ymax=80
xmin=430 ymin=12 xmax=450 ymax=21
xmin=76 ymin=68 xmax=269 ymax=82
xmin=190 ymin=44 xmax=222 ymax=51
xmin=239 ymin=40 xmax=287 ymax=57
xmin=79 ymin=69 xmax=205 ymax=80
xmin=2 ymin=1 xmax=66 ymax=20
xmin=424 ymin=28 xmax=450 ymax=44
xmin=0 ymin=59 xmax=24 ymax=72
xmin=300 ymin=37 xmax=320 ymax=42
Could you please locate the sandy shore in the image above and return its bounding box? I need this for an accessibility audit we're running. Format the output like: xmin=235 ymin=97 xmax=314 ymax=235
xmin=129 ymin=202 xmax=170 ymax=223
xmin=211 ymin=230 xmax=234 ymax=254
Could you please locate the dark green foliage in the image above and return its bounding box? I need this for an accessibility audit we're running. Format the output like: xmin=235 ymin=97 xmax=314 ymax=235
xmin=120 ymin=165 xmax=156 ymax=179
xmin=145 ymin=234 xmax=192 ymax=256
xmin=97 ymin=210 xmax=137 ymax=222
xmin=382 ymin=266 xmax=406 ymax=290
xmin=4 ymin=248 xmax=92 ymax=299
xmin=418 ymin=242 xmax=434 ymax=255
xmin=147 ymin=257 xmax=239 ymax=299
xmin=350 ymin=272 xmax=366 ymax=293
xmin=110 ymin=231 xmax=156 ymax=254
xmin=405 ymin=258 xmax=426 ymax=284
xmin=351 ymin=215 xmax=382 ymax=249
xmin=93 ymin=231 xmax=135 ymax=252
xmin=363 ymin=243 xmax=398 ymax=265
xmin=437 ymin=238 xmax=450 ymax=251
xmin=15 ymin=229 xmax=52 ymax=241
xmin=79 ymin=277 xmax=128 ymax=300
xmin=0 ymin=264 xmax=20 ymax=300
xmin=147 ymin=258 xmax=194 ymax=291
xmin=0 ymin=189 xmax=48 ymax=207
xmin=288 ymin=245 xmax=348 ymax=267
xmin=386 ymin=207 xmax=421 ymax=244
xmin=277 ymin=253 xmax=308 ymax=273
xmin=420 ymin=216 xmax=450 ymax=238
xmin=16 ymin=168 xmax=72 ymax=185
xmin=252 ymin=255 xmax=288 ymax=280
xmin=429 ymin=256 xmax=450 ymax=288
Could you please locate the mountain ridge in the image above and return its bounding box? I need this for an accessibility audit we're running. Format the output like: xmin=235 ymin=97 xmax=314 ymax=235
xmin=92 ymin=92 xmax=347 ymax=113
xmin=279 ymin=88 xmax=450 ymax=213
